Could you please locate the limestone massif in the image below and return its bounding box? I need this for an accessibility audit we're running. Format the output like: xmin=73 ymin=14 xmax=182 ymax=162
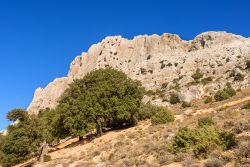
xmin=27 ymin=31 xmax=250 ymax=115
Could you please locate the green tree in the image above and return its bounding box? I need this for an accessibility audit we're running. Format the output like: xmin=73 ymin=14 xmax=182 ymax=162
xmin=6 ymin=108 xmax=28 ymax=122
xmin=39 ymin=108 xmax=70 ymax=143
xmin=46 ymin=68 xmax=144 ymax=138
xmin=0 ymin=109 xmax=43 ymax=167
xmin=0 ymin=134 xmax=5 ymax=164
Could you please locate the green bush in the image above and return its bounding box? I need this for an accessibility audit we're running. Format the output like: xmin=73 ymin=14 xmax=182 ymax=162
xmin=218 ymin=131 xmax=237 ymax=150
xmin=170 ymin=125 xmax=236 ymax=158
xmin=214 ymin=86 xmax=236 ymax=101
xmin=234 ymin=73 xmax=244 ymax=81
xmin=151 ymin=108 xmax=174 ymax=125
xmin=224 ymin=86 xmax=236 ymax=97
xmin=43 ymin=155 xmax=51 ymax=162
xmin=192 ymin=69 xmax=203 ymax=81
xmin=193 ymin=142 xmax=218 ymax=159
xmin=169 ymin=93 xmax=180 ymax=104
xmin=204 ymin=96 xmax=213 ymax=104
xmin=214 ymin=90 xmax=230 ymax=101
xmin=242 ymin=102 xmax=250 ymax=110
xmin=201 ymin=77 xmax=213 ymax=85
xmin=170 ymin=127 xmax=201 ymax=153
xmin=138 ymin=104 xmax=161 ymax=120
xmin=198 ymin=117 xmax=214 ymax=127
xmin=235 ymin=142 xmax=250 ymax=167
xmin=145 ymin=90 xmax=155 ymax=96
xmin=181 ymin=101 xmax=191 ymax=108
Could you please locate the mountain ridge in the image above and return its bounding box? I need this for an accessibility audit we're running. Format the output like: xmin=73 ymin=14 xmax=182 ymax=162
xmin=27 ymin=31 xmax=250 ymax=115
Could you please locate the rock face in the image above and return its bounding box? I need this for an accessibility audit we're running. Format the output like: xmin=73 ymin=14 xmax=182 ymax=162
xmin=27 ymin=31 xmax=250 ymax=115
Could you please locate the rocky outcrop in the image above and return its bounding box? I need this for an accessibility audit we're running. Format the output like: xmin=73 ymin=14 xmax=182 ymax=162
xmin=27 ymin=31 xmax=250 ymax=115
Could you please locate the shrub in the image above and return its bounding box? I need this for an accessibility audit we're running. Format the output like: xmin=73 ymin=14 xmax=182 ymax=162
xmin=192 ymin=69 xmax=203 ymax=81
xmin=242 ymin=102 xmax=250 ymax=110
xmin=198 ymin=117 xmax=214 ymax=127
xmin=161 ymin=82 xmax=168 ymax=89
xmin=235 ymin=142 xmax=250 ymax=167
xmin=145 ymin=90 xmax=155 ymax=96
xmin=234 ymin=73 xmax=244 ymax=81
xmin=224 ymin=86 xmax=236 ymax=97
xmin=193 ymin=142 xmax=218 ymax=159
xmin=155 ymin=89 xmax=166 ymax=98
xmin=182 ymin=102 xmax=191 ymax=108
xmin=214 ymin=90 xmax=230 ymax=101
xmin=246 ymin=60 xmax=250 ymax=70
xmin=170 ymin=127 xmax=201 ymax=153
xmin=151 ymin=108 xmax=174 ymax=125
xmin=43 ymin=155 xmax=51 ymax=162
xmin=214 ymin=86 xmax=236 ymax=101
xmin=169 ymin=93 xmax=180 ymax=104
xmin=204 ymin=158 xmax=223 ymax=167
xmin=202 ymin=77 xmax=213 ymax=85
xmin=204 ymin=96 xmax=213 ymax=104
xmin=170 ymin=125 xmax=236 ymax=157
xmin=218 ymin=131 xmax=237 ymax=150
xmin=138 ymin=104 xmax=161 ymax=120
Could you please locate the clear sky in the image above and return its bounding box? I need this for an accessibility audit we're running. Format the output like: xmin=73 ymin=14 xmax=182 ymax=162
xmin=0 ymin=0 xmax=249 ymax=130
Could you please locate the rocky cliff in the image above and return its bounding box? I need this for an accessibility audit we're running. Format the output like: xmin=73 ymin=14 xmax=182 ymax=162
xmin=27 ymin=31 xmax=250 ymax=115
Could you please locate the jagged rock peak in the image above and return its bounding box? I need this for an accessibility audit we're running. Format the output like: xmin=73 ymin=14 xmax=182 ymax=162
xmin=27 ymin=31 xmax=250 ymax=115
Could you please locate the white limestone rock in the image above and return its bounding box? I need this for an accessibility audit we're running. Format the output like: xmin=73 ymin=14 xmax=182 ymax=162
xmin=27 ymin=31 xmax=250 ymax=114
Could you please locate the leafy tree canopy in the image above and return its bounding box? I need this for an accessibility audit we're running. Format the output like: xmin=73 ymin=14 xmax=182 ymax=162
xmin=0 ymin=109 xmax=43 ymax=167
xmin=44 ymin=68 xmax=144 ymax=139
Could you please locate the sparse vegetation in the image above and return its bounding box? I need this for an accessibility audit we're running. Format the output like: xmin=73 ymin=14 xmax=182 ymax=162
xmin=214 ymin=84 xmax=236 ymax=101
xmin=161 ymin=82 xmax=168 ymax=89
xmin=138 ymin=104 xmax=161 ymax=120
xmin=229 ymin=70 xmax=245 ymax=81
xmin=198 ymin=116 xmax=214 ymax=127
xmin=43 ymin=155 xmax=52 ymax=162
xmin=204 ymin=96 xmax=213 ymax=104
xmin=192 ymin=69 xmax=203 ymax=81
xmin=202 ymin=77 xmax=213 ymax=85
xmin=151 ymin=107 xmax=174 ymax=125
xmin=242 ymin=102 xmax=250 ymax=110
xmin=169 ymin=93 xmax=180 ymax=104
xmin=246 ymin=60 xmax=250 ymax=70
xmin=235 ymin=142 xmax=250 ymax=167
xmin=170 ymin=117 xmax=237 ymax=159
xmin=234 ymin=73 xmax=245 ymax=81
xmin=182 ymin=101 xmax=191 ymax=108
xmin=204 ymin=158 xmax=223 ymax=167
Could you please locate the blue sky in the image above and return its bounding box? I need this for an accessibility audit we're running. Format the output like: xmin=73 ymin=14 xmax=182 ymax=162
xmin=0 ymin=0 xmax=249 ymax=130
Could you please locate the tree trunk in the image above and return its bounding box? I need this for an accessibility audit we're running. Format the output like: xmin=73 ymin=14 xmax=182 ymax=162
xmin=38 ymin=140 xmax=48 ymax=162
xmin=79 ymin=136 xmax=84 ymax=141
xmin=96 ymin=124 xmax=103 ymax=137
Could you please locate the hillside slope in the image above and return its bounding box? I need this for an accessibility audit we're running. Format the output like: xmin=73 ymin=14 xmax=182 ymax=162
xmin=20 ymin=88 xmax=250 ymax=167
xmin=27 ymin=32 xmax=250 ymax=114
